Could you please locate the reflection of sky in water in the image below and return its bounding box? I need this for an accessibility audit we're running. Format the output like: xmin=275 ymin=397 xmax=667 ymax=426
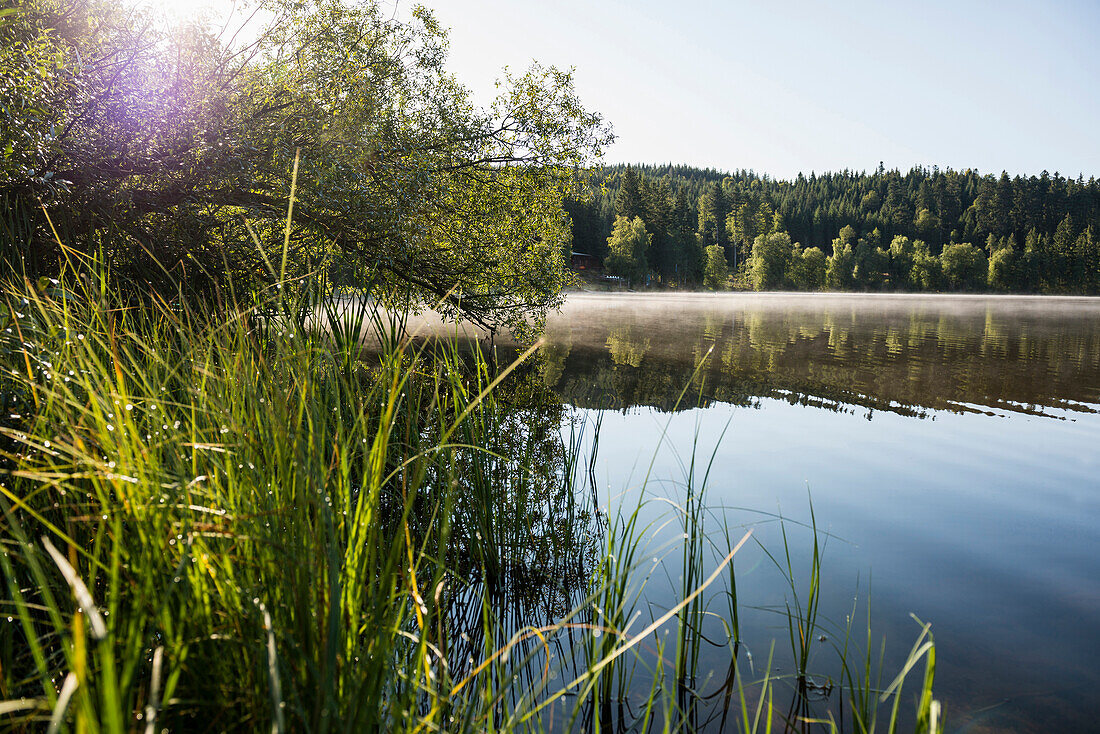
xmin=546 ymin=294 xmax=1100 ymax=733
xmin=584 ymin=399 xmax=1100 ymax=732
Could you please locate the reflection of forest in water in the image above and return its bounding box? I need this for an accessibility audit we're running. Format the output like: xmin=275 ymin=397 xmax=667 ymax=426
xmin=528 ymin=295 xmax=1100 ymax=418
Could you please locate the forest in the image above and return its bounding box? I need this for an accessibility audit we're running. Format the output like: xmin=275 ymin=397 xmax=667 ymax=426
xmin=567 ymin=164 xmax=1100 ymax=293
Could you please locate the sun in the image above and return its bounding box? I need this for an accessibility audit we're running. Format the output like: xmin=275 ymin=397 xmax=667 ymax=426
xmin=139 ymin=0 xmax=238 ymax=25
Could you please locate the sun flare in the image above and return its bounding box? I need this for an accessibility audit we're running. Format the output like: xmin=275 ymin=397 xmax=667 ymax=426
xmin=139 ymin=0 xmax=233 ymax=24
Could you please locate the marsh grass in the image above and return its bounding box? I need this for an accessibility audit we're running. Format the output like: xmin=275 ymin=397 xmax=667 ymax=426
xmin=0 ymin=259 xmax=941 ymax=732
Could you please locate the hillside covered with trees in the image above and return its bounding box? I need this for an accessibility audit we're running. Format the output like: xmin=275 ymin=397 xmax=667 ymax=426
xmin=567 ymin=164 xmax=1100 ymax=293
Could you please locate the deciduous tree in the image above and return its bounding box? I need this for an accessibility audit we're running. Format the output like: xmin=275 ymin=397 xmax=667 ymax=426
xmin=1 ymin=0 xmax=612 ymax=331
xmin=703 ymin=244 xmax=729 ymax=290
xmin=605 ymin=215 xmax=650 ymax=286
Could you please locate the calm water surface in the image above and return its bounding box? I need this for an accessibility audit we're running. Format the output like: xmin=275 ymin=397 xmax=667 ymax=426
xmin=533 ymin=293 xmax=1100 ymax=733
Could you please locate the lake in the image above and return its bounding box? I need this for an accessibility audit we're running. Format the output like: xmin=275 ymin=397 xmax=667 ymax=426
xmin=523 ymin=293 xmax=1099 ymax=733
xmin=396 ymin=291 xmax=1100 ymax=731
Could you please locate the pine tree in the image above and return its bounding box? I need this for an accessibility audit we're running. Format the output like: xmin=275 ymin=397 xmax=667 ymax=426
xmin=1071 ymin=226 xmax=1097 ymax=292
xmin=697 ymin=181 xmax=729 ymax=251
xmin=1051 ymin=214 xmax=1077 ymax=289
xmin=672 ymin=187 xmax=700 ymax=282
xmin=616 ymin=167 xmax=643 ymax=221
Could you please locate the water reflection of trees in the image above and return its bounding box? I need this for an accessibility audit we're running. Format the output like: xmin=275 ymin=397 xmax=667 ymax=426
xmin=533 ymin=301 xmax=1100 ymax=418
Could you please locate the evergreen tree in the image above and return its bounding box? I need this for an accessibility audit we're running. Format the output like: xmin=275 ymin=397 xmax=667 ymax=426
xmin=616 ymin=167 xmax=644 ymax=221
xmin=1072 ymin=226 xmax=1098 ymax=292
xmin=672 ymin=186 xmax=700 ymax=281
xmin=698 ymin=181 xmax=729 ymax=252
xmin=884 ymin=173 xmax=912 ymax=232
xmin=1051 ymin=213 xmax=1077 ymax=288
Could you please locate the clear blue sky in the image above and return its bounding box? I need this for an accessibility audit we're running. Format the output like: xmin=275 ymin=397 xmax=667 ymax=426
xmin=427 ymin=0 xmax=1100 ymax=179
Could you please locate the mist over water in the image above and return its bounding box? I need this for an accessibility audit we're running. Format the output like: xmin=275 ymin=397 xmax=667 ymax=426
xmin=536 ymin=292 xmax=1100 ymax=414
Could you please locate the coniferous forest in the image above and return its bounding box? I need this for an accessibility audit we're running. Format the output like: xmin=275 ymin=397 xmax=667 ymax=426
xmin=567 ymin=164 xmax=1100 ymax=293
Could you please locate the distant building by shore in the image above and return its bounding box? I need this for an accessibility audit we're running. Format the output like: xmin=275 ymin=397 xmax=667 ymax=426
xmin=570 ymin=251 xmax=602 ymax=271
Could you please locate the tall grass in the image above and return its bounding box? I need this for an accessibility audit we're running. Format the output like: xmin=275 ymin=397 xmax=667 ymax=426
xmin=0 ymin=261 xmax=941 ymax=732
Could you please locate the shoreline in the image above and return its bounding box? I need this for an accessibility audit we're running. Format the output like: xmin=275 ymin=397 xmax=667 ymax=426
xmin=563 ymin=287 xmax=1100 ymax=303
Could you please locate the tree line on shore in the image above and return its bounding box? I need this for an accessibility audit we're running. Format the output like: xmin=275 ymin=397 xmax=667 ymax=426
xmin=567 ymin=164 xmax=1100 ymax=293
